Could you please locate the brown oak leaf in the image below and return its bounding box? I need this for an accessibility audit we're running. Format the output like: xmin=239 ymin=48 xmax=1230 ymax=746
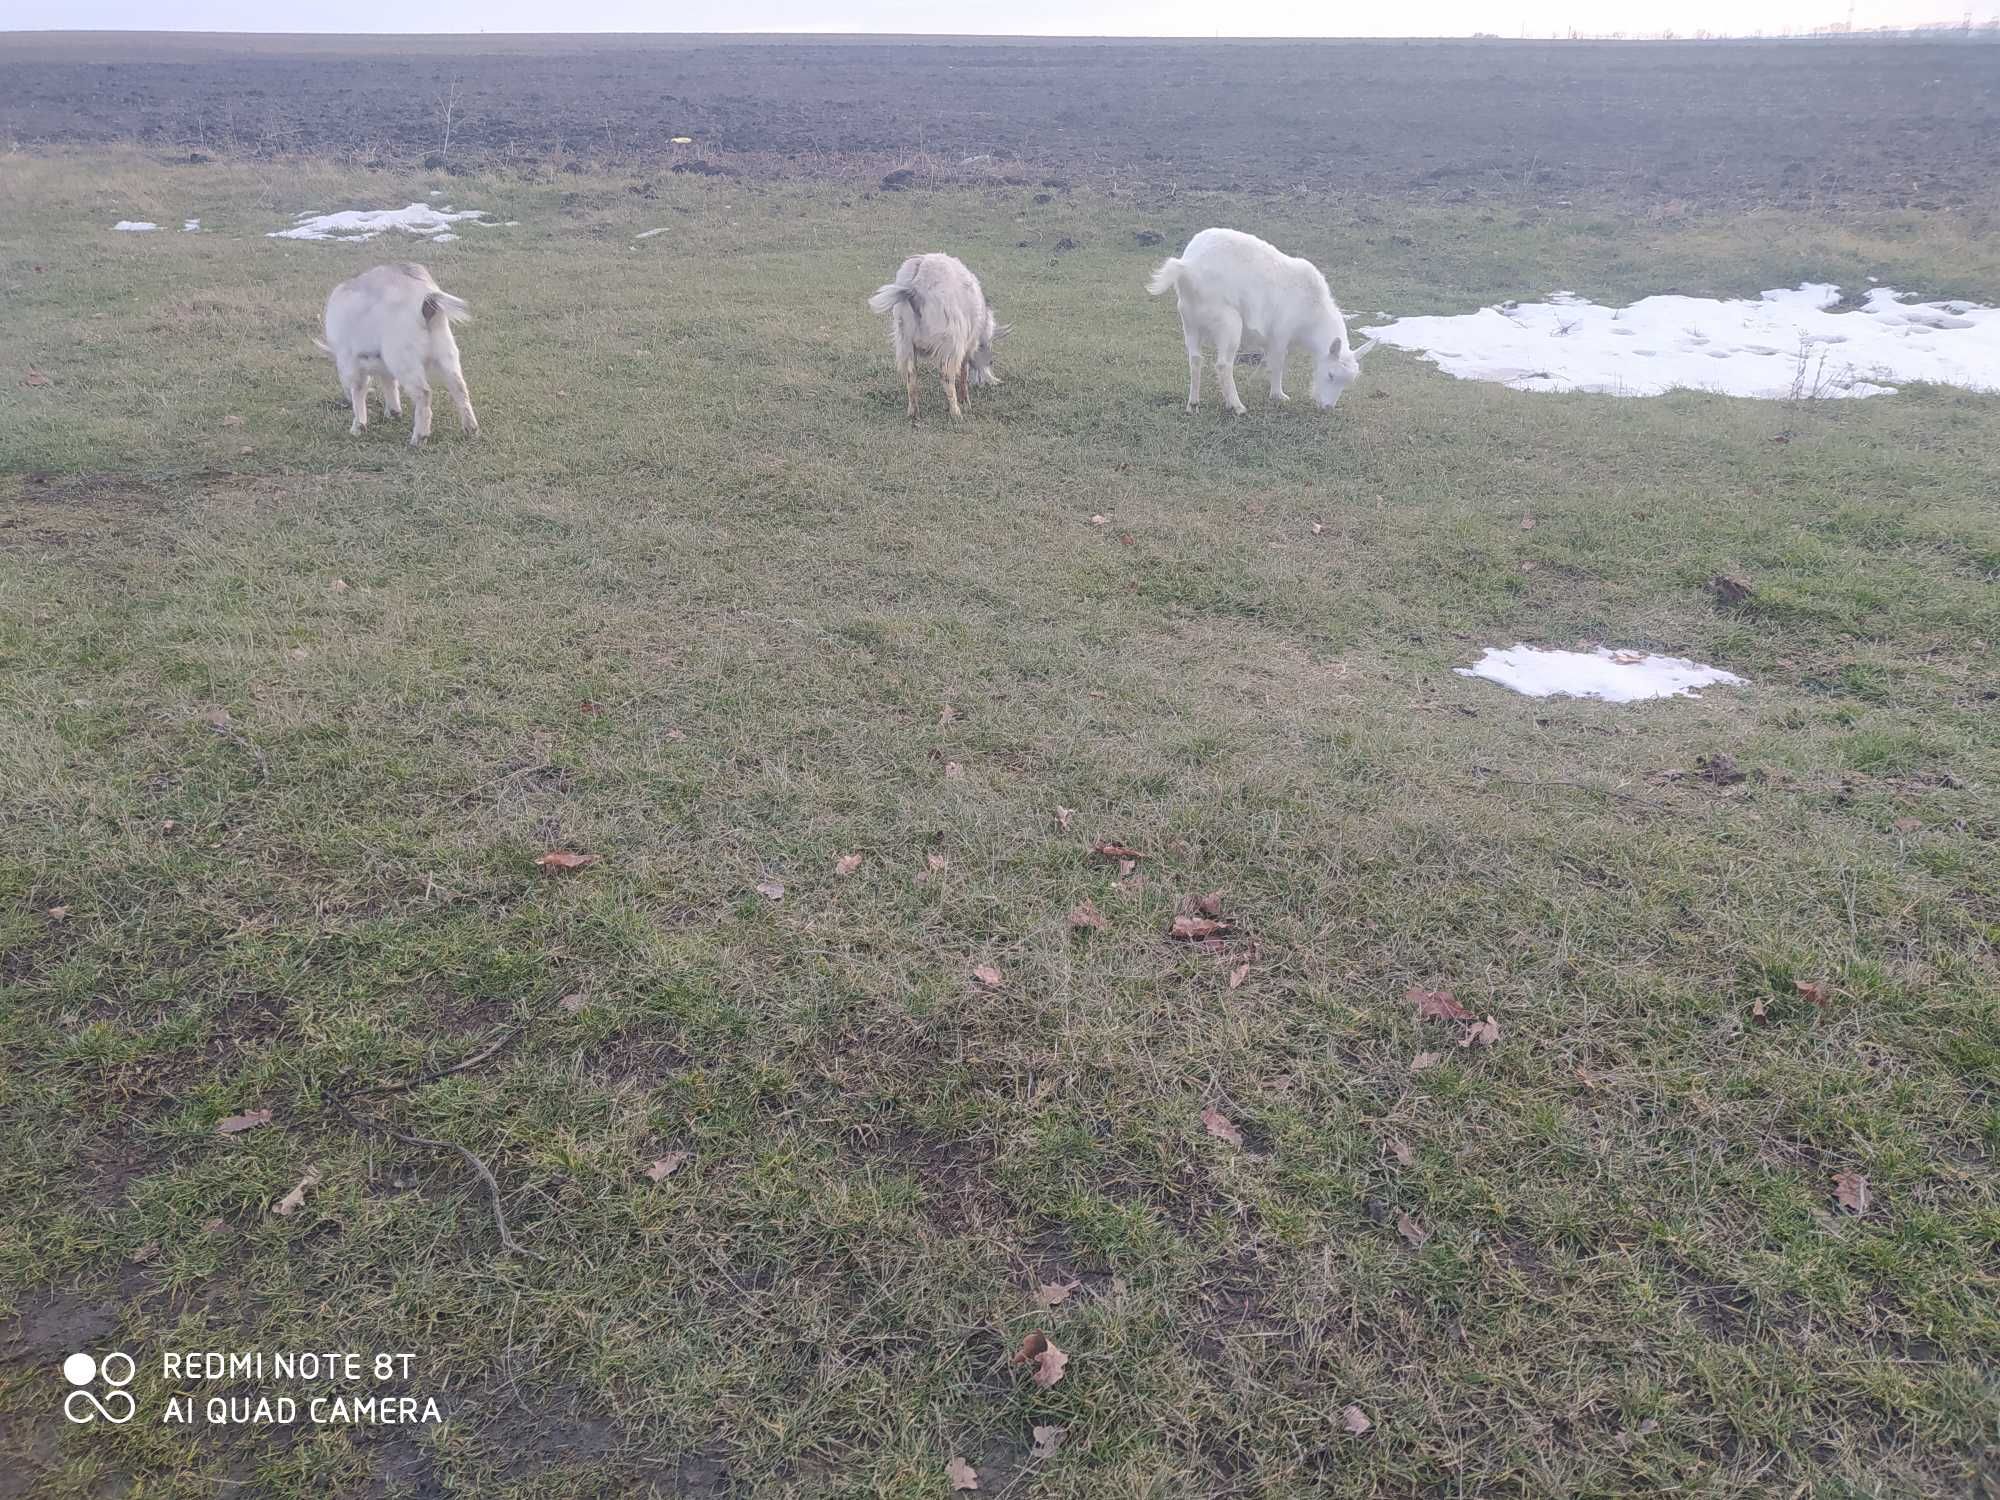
xmin=755 ymin=879 xmax=784 ymax=901
xmin=834 ymin=853 xmax=863 ymax=877
xmin=1090 ymin=840 xmax=1144 ymax=861
xmin=1342 ymin=1404 xmax=1373 ymax=1435
xmin=1169 ymin=915 xmax=1232 ymax=941
xmin=972 ymin=964 xmax=1003 ymax=989
xmin=1010 ymin=1331 xmax=1069 ymax=1388
xmin=535 ymin=851 xmax=599 ymax=871
xmin=643 ymin=1152 xmax=690 ymax=1183
xmin=1459 ymin=1015 xmax=1501 ymax=1048
xmin=1031 ymin=1424 xmax=1065 ymax=1460
xmin=1409 ymin=1051 xmax=1443 ymax=1073
xmin=1833 ymin=1170 xmax=1870 ymax=1214
xmin=272 ymin=1166 xmax=320 ymax=1218
xmin=946 ymin=1457 xmax=979 ymax=1492
xmin=216 ymin=1109 xmax=272 ymax=1136
xmin=1200 ymin=1107 xmax=1243 ymax=1147
xmin=1794 ymin=979 xmax=1830 ymax=1006
xmin=1406 ymin=987 xmax=1473 ymax=1022
xmin=1068 ymin=898 xmax=1107 ymax=931
xmin=1054 ymin=806 xmax=1075 ymax=831
xmin=1395 ymin=1211 xmax=1430 ymax=1249
xmin=1034 ymin=1279 xmax=1080 ymax=1308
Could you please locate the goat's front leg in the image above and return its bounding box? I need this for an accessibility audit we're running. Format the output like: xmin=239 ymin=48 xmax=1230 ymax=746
xmin=345 ymin=376 xmax=369 ymax=436
xmin=941 ymin=359 xmax=964 ymax=420
xmin=385 ymin=379 xmax=403 ymax=418
xmin=407 ymin=378 xmax=433 ymax=447
xmin=1267 ymin=339 xmax=1291 ymax=402
xmin=955 ymin=365 xmax=970 ymax=411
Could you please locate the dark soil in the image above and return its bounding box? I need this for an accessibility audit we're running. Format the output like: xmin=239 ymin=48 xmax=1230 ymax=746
xmin=4 ymin=33 xmax=1998 ymax=207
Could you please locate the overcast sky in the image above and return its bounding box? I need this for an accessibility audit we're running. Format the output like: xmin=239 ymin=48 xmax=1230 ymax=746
xmin=7 ymin=0 xmax=1989 ymax=34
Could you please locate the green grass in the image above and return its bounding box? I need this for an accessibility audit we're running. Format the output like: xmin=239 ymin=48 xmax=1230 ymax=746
xmin=3 ymin=150 xmax=1998 ymax=1499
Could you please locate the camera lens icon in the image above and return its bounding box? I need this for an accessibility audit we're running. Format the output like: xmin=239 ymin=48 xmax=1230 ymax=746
xmin=62 ymin=1351 xmax=136 ymax=1424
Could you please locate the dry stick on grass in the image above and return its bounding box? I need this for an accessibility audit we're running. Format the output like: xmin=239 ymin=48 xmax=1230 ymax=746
xmin=328 ymin=1027 xmax=544 ymax=1261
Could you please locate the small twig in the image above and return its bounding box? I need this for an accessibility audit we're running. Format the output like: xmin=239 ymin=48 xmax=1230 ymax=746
xmin=327 ymin=1027 xmax=542 ymax=1260
xmin=338 ymin=1026 xmax=518 ymax=1103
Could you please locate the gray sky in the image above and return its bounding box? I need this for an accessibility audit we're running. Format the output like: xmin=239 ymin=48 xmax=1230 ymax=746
xmin=7 ymin=0 xmax=1989 ymax=33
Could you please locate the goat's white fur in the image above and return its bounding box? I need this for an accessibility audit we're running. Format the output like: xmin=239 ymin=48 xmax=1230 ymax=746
xmin=867 ymin=253 xmax=1008 ymax=421
xmin=1147 ymin=228 xmax=1372 ymax=415
xmin=314 ymin=262 xmax=478 ymax=446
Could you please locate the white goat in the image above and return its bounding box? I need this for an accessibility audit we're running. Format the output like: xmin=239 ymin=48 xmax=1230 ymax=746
xmin=1147 ymin=228 xmax=1374 ymax=414
xmin=867 ymin=253 xmax=1009 ymax=421
xmin=314 ymin=262 xmax=478 ymax=446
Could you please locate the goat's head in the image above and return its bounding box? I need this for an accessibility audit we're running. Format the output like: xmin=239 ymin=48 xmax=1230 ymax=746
xmin=1313 ymin=331 xmax=1366 ymax=410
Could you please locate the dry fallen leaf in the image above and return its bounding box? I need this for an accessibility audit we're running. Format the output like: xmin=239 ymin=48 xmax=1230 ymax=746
xmin=46 ymin=905 xmax=71 ymax=920
xmin=1833 ymin=1169 xmax=1870 ymax=1214
xmin=1228 ymin=957 xmax=1251 ymax=990
xmin=1197 ymin=891 xmax=1224 ymax=917
xmin=972 ymin=964 xmax=1003 ymax=989
xmin=578 ymin=699 xmax=605 ymax=716
xmin=1169 ymin=915 xmax=1233 ymax=941
xmin=1794 ymin=979 xmax=1830 ymax=1007
xmin=201 ymin=705 xmax=233 ymax=729
xmin=1406 ymin=987 xmax=1473 ymax=1022
xmin=1395 ymin=1210 xmax=1430 ymax=1249
xmin=329 ymin=578 xmax=349 ymax=593
xmin=1011 ymin=1331 xmax=1069 ymax=1389
xmin=1201 ymin=1106 xmax=1243 ymax=1148
xmin=643 ymin=1152 xmax=690 ymax=1183
xmin=1089 ymin=840 xmax=1144 ymax=862
xmin=1030 ymin=1424 xmax=1065 ymax=1460
xmin=1054 ymin=806 xmax=1075 ymax=831
xmin=1034 ymin=1279 xmax=1080 ymax=1308
xmin=1459 ymin=1015 xmax=1501 ymax=1048
xmin=23 ymin=367 xmax=53 ymax=387
xmin=1892 ymin=817 xmax=1922 ymax=834
xmin=203 ymin=1216 xmax=227 ymax=1234
xmin=1089 ymin=513 xmax=1108 ymax=525
xmin=755 ymin=879 xmax=785 ymax=901
xmin=834 ymin=852 xmax=863 ymax=877
xmin=1342 ymin=1404 xmax=1373 ymax=1436
xmin=1750 ymin=997 xmax=1769 ymax=1022
xmin=272 ymin=1166 xmax=320 ymax=1218
xmin=1118 ymin=859 xmax=1136 ymax=878
xmin=216 ymin=1108 xmax=272 ymax=1137
xmin=1409 ymin=1051 xmax=1443 ymax=1074
xmin=1520 ymin=514 xmax=1536 ymax=530
xmin=946 ymin=1457 xmax=979 ymax=1492
xmin=944 ymin=761 xmax=965 ymax=780
xmin=558 ymin=992 xmax=587 ymax=1013
xmin=1067 ymin=898 xmax=1107 ymax=931
xmin=938 ymin=703 xmax=957 ymax=725
xmin=536 ymin=851 xmax=600 ymax=871
xmin=221 ymin=413 xmax=244 ymax=426
xmin=160 ymin=819 xmax=178 ymax=834
xmin=1311 ymin=522 xmax=1324 ymax=535
xmin=926 ymin=853 xmax=949 ymax=873
xmin=664 ymin=728 xmax=687 ymax=742
xmin=1384 ymin=1137 xmax=1415 ymax=1168
xmin=1710 ymin=574 xmax=1754 ymax=605
xmin=238 ymin=445 xmax=255 ymax=456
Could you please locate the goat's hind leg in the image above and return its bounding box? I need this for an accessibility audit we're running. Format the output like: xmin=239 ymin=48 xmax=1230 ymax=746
xmin=902 ymin=358 xmax=920 ymax=421
xmin=1212 ymin=310 xmax=1248 ymax=416
xmin=345 ymin=370 xmax=369 ymax=436
xmin=941 ymin=358 xmax=965 ymax=421
xmin=1179 ymin=305 xmax=1204 ymax=409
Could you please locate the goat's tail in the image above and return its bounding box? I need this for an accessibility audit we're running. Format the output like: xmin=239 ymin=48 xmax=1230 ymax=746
xmin=422 ymin=290 xmax=471 ymax=324
xmin=867 ymin=282 xmax=920 ymax=318
xmin=1146 ymin=258 xmax=1185 ymax=297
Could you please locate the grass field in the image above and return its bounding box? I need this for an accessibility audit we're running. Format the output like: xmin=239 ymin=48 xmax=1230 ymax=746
xmin=3 ymin=120 xmax=2000 ymax=1499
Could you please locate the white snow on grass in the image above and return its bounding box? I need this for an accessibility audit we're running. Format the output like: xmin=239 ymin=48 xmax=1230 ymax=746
xmin=635 ymin=227 xmax=670 ymax=240
xmin=112 ymin=220 xmax=158 ymax=232
xmin=1366 ymin=284 xmax=2000 ymax=399
xmin=431 ymin=232 xmax=460 ymax=243
xmin=182 ymin=219 xmax=201 ymax=232
xmin=1459 ymin=645 xmax=1748 ymax=703
xmin=268 ymin=204 xmax=501 ymax=242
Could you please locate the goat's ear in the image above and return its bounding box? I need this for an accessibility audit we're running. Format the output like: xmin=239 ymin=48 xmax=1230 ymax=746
xmin=1330 ymin=333 xmax=1345 ymax=358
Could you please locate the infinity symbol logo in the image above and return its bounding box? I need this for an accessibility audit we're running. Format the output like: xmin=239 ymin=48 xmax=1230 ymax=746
xmin=62 ymin=1351 xmax=136 ymax=1424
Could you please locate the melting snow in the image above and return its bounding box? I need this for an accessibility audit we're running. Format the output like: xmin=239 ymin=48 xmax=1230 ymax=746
xmin=112 ymin=220 xmax=158 ymax=232
xmin=182 ymin=219 xmax=201 ymax=232
xmin=1366 ymin=285 xmax=2000 ymax=399
xmin=1459 ymin=645 xmax=1748 ymax=703
xmin=431 ymin=232 xmax=459 ymax=243
xmin=635 ymin=227 xmax=670 ymax=240
xmin=268 ymin=204 xmax=500 ymax=242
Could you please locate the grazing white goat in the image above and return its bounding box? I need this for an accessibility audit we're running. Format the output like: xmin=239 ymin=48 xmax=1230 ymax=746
xmin=867 ymin=253 xmax=1009 ymax=420
xmin=314 ymin=262 xmax=478 ymax=446
xmin=1147 ymin=228 xmax=1373 ymax=415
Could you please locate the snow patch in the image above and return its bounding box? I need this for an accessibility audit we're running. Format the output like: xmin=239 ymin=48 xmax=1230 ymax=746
xmin=1458 ymin=645 xmax=1748 ymax=703
xmin=1366 ymin=284 xmax=2000 ymax=399
xmin=112 ymin=220 xmax=158 ymax=232
xmin=268 ymin=203 xmax=501 ymax=242
xmin=635 ymin=227 xmax=670 ymax=240
xmin=431 ymin=232 xmax=459 ymax=243
xmin=182 ymin=219 xmax=201 ymax=232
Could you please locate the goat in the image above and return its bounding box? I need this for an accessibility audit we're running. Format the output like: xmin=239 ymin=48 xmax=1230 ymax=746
xmin=314 ymin=262 xmax=478 ymax=446
xmin=867 ymin=253 xmax=1009 ymax=421
xmin=1147 ymin=228 xmax=1374 ymax=415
